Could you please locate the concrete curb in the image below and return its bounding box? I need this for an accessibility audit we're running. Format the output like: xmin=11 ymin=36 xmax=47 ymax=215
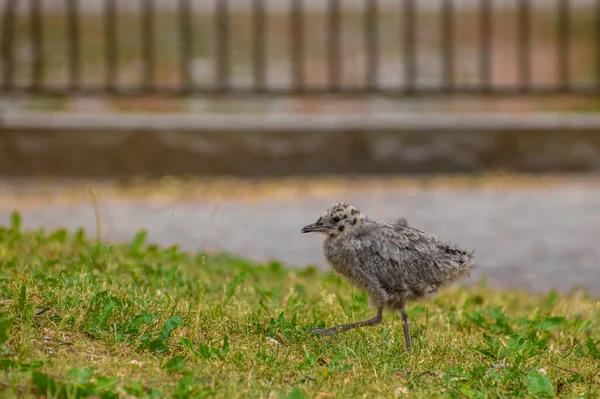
xmin=5 ymin=111 xmax=600 ymax=132
xmin=2 ymin=112 xmax=600 ymax=177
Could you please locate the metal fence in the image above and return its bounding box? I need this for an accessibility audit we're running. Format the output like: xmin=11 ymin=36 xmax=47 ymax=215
xmin=1 ymin=0 xmax=600 ymax=97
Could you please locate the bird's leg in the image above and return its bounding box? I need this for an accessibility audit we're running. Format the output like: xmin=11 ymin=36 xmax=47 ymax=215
xmin=400 ymin=307 xmax=412 ymax=353
xmin=308 ymin=307 xmax=383 ymax=336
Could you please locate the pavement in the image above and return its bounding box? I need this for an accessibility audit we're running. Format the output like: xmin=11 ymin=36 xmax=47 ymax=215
xmin=1 ymin=176 xmax=599 ymax=296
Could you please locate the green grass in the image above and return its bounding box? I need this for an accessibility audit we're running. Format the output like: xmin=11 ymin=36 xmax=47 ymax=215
xmin=0 ymin=211 xmax=598 ymax=398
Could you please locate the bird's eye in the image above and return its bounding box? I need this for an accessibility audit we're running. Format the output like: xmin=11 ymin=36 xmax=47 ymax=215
xmin=332 ymin=216 xmax=340 ymax=223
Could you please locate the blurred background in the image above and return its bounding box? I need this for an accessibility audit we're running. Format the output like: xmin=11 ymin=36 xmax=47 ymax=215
xmin=1 ymin=0 xmax=600 ymax=295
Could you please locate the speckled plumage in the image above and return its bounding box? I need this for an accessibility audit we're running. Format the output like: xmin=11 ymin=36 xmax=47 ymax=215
xmin=301 ymin=202 xmax=477 ymax=352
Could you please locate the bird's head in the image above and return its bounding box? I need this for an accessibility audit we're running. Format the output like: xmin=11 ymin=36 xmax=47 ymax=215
xmin=301 ymin=202 xmax=364 ymax=237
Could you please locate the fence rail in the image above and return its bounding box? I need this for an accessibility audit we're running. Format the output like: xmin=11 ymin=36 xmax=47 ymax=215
xmin=2 ymin=0 xmax=600 ymax=97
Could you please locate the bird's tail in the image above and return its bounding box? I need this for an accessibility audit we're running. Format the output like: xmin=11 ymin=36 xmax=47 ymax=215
xmin=457 ymin=249 xmax=477 ymax=278
xmin=439 ymin=244 xmax=478 ymax=280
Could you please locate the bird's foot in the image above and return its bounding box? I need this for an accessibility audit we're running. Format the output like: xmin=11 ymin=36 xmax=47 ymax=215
xmin=307 ymin=327 xmax=340 ymax=336
xmin=308 ymin=310 xmax=384 ymax=337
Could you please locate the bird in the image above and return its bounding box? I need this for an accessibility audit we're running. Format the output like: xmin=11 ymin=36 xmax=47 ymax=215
xmin=301 ymin=202 xmax=476 ymax=353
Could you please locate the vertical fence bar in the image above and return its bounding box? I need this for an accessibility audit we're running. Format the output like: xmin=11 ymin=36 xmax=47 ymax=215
xmin=441 ymin=0 xmax=454 ymax=92
xmin=141 ymin=0 xmax=155 ymax=91
xmin=30 ymin=0 xmax=44 ymax=91
xmin=1 ymin=0 xmax=16 ymax=91
xmin=365 ymin=0 xmax=378 ymax=91
xmin=518 ymin=0 xmax=531 ymax=91
xmin=105 ymin=0 xmax=118 ymax=92
xmin=253 ymin=0 xmax=266 ymax=91
xmin=403 ymin=0 xmax=416 ymax=93
xmin=328 ymin=0 xmax=341 ymax=91
xmin=597 ymin=0 xmax=600 ymax=89
xmin=557 ymin=0 xmax=570 ymax=90
xmin=291 ymin=0 xmax=304 ymax=91
xmin=179 ymin=0 xmax=192 ymax=93
xmin=215 ymin=0 xmax=229 ymax=92
xmin=66 ymin=0 xmax=81 ymax=90
xmin=480 ymin=0 xmax=492 ymax=92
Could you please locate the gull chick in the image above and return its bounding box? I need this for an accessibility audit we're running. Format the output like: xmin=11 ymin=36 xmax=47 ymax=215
xmin=301 ymin=202 xmax=476 ymax=352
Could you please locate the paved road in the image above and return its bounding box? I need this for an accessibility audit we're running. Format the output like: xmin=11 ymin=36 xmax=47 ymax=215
xmin=1 ymin=179 xmax=600 ymax=296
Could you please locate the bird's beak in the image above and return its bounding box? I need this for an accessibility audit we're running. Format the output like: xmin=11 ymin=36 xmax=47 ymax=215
xmin=301 ymin=223 xmax=329 ymax=233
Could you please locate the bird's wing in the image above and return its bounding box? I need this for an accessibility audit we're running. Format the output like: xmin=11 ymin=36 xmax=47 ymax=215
xmin=356 ymin=220 xmax=439 ymax=262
